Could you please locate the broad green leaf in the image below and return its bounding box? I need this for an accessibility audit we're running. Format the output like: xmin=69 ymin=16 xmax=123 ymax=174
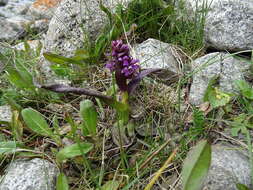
xmin=80 ymin=100 xmax=98 ymax=136
xmin=235 ymin=80 xmax=253 ymax=100
xmin=182 ymin=140 xmax=211 ymax=190
xmin=44 ymin=52 xmax=82 ymax=65
xmin=236 ymin=183 xmax=250 ymax=190
xmin=101 ymin=180 xmax=120 ymax=190
xmin=50 ymin=64 xmax=73 ymax=77
xmin=56 ymin=173 xmax=69 ymax=190
xmin=6 ymin=69 xmax=33 ymax=89
xmin=0 ymin=141 xmax=23 ymax=155
xmin=21 ymin=108 xmax=54 ymax=137
xmin=56 ymin=143 xmax=93 ymax=162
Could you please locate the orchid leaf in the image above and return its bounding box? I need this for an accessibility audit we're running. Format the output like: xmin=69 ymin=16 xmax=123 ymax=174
xmin=56 ymin=173 xmax=69 ymax=190
xmin=56 ymin=142 xmax=93 ymax=163
xmin=39 ymin=84 xmax=128 ymax=112
xmin=128 ymin=68 xmax=161 ymax=94
xmin=182 ymin=140 xmax=211 ymax=190
xmin=21 ymin=108 xmax=54 ymax=137
xmin=43 ymin=52 xmax=82 ymax=65
xmin=80 ymin=100 xmax=98 ymax=136
xmin=0 ymin=141 xmax=24 ymax=155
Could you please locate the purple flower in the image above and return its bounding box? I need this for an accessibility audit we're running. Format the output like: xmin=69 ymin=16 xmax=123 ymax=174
xmin=106 ymin=40 xmax=140 ymax=79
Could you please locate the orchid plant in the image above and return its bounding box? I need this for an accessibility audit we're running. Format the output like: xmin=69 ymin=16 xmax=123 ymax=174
xmin=41 ymin=40 xmax=160 ymax=124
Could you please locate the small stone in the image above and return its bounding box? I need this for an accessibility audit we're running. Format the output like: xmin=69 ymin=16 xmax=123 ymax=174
xmin=202 ymin=144 xmax=252 ymax=190
xmin=133 ymin=38 xmax=181 ymax=84
xmin=0 ymin=105 xmax=12 ymax=122
xmin=189 ymin=52 xmax=249 ymax=105
xmin=13 ymin=40 xmax=42 ymax=51
xmin=0 ymin=158 xmax=59 ymax=190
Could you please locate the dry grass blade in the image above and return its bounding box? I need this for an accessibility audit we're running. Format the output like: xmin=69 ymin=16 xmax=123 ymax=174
xmin=144 ymin=148 xmax=178 ymax=190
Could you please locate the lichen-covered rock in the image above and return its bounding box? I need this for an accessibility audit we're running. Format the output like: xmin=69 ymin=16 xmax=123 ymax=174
xmin=185 ymin=0 xmax=253 ymax=51
xmin=44 ymin=0 xmax=130 ymax=56
xmin=0 ymin=0 xmax=33 ymax=18
xmin=0 ymin=18 xmax=25 ymax=41
xmin=0 ymin=158 xmax=59 ymax=190
xmin=0 ymin=105 xmax=12 ymax=122
xmin=28 ymin=0 xmax=62 ymax=20
xmin=189 ymin=52 xmax=249 ymax=105
xmin=202 ymin=144 xmax=252 ymax=190
xmin=40 ymin=0 xmax=131 ymax=82
xmin=133 ymin=38 xmax=180 ymax=84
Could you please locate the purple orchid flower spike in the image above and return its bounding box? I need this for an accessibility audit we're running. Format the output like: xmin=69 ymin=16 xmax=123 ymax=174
xmin=106 ymin=40 xmax=161 ymax=94
xmin=106 ymin=40 xmax=140 ymax=91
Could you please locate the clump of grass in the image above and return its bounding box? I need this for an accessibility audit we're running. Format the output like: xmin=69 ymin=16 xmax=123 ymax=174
xmin=121 ymin=0 xmax=207 ymax=55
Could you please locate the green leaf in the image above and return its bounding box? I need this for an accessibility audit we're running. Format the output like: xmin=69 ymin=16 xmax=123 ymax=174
xmin=230 ymin=114 xmax=253 ymax=136
xmin=6 ymin=69 xmax=33 ymax=89
xmin=0 ymin=141 xmax=24 ymax=155
xmin=21 ymin=108 xmax=54 ymax=137
xmin=101 ymin=180 xmax=120 ymax=190
xmin=50 ymin=64 xmax=73 ymax=77
xmin=80 ymin=100 xmax=98 ymax=136
xmin=56 ymin=173 xmax=69 ymax=190
xmin=235 ymin=80 xmax=253 ymax=100
xmin=182 ymin=140 xmax=212 ymax=190
xmin=236 ymin=184 xmax=250 ymax=190
xmin=43 ymin=52 xmax=82 ymax=65
xmin=56 ymin=142 xmax=93 ymax=163
xmin=203 ymin=77 xmax=232 ymax=108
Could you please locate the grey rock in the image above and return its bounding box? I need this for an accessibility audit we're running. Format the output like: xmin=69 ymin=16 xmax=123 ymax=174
xmin=13 ymin=40 xmax=42 ymax=51
xmin=27 ymin=0 xmax=62 ymax=20
xmin=0 ymin=0 xmax=33 ymax=18
xmin=0 ymin=0 xmax=8 ymax=6
xmin=0 ymin=105 xmax=12 ymax=122
xmin=44 ymin=0 xmax=130 ymax=56
xmin=30 ymin=19 xmax=49 ymax=33
xmin=202 ymin=144 xmax=252 ymax=190
xmin=0 ymin=158 xmax=59 ymax=190
xmin=0 ymin=18 xmax=25 ymax=41
xmin=185 ymin=0 xmax=253 ymax=51
xmin=133 ymin=38 xmax=180 ymax=84
xmin=189 ymin=52 xmax=249 ymax=105
xmin=40 ymin=0 xmax=130 ymax=83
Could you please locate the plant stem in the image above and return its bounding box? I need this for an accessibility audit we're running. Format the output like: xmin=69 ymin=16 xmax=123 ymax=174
xmin=116 ymin=119 xmax=128 ymax=170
